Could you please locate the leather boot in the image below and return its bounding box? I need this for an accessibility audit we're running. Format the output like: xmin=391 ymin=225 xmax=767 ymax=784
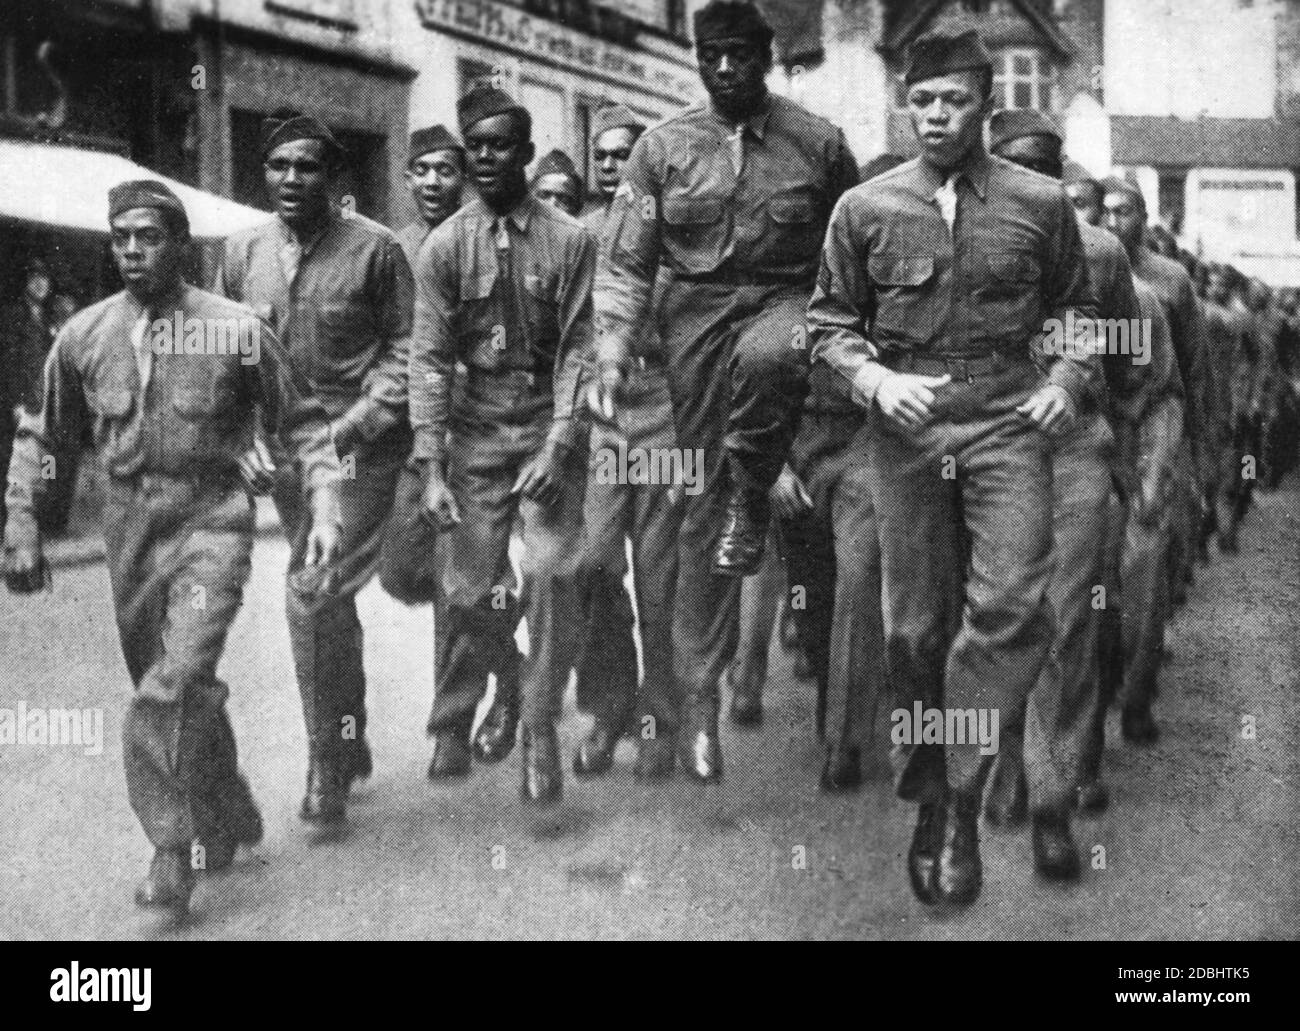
xmin=300 ymin=756 xmax=346 ymax=824
xmin=634 ymin=731 xmax=676 ymax=781
xmin=819 ymin=744 xmax=862 ymax=793
xmin=724 ymin=664 xmax=764 ymax=727
xmin=473 ymin=674 xmax=520 ymax=764
xmin=1032 ymin=806 xmax=1082 ymax=881
xmin=345 ymin=736 xmax=373 ymax=787
xmin=200 ymin=773 xmax=264 ymax=872
xmin=574 ymin=716 xmax=622 ymax=778
xmin=135 ymin=847 xmax=196 ymax=913
xmin=936 ymin=789 xmax=982 ymax=906
xmin=1121 ymin=703 xmax=1159 ymax=745
xmin=713 ymin=481 xmax=770 ymax=577
xmin=907 ymin=800 xmax=946 ymax=905
xmin=427 ymin=729 xmax=472 ymax=780
xmin=1074 ymin=778 xmax=1109 ymax=815
xmin=677 ymin=693 xmax=722 ymax=782
xmin=521 ymin=725 xmax=562 ymax=805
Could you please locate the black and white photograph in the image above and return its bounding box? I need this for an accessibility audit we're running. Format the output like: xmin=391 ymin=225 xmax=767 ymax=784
xmin=0 ymin=0 xmax=1296 ymax=966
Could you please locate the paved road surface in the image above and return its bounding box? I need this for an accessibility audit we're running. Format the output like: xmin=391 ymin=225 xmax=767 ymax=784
xmin=2 ymin=486 xmax=1298 ymax=940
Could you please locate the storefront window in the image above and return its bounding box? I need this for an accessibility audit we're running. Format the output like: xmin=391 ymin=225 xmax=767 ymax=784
xmin=992 ymin=47 xmax=1058 ymax=112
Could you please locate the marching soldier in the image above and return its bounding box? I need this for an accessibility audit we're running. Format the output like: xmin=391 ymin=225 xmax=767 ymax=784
xmin=985 ymin=115 xmax=1182 ymax=841
xmin=571 ymin=105 xmax=684 ymax=778
xmin=397 ymin=125 xmax=468 ymax=270
xmin=592 ymin=0 xmax=858 ymax=780
xmin=808 ymin=30 xmax=1097 ymax=905
xmin=218 ymin=114 xmax=414 ymax=825
xmin=3 ymin=182 xmax=341 ymax=914
xmin=532 ymin=149 xmax=585 ymax=219
xmin=1100 ymin=176 xmax=1205 ymax=743
xmin=1211 ymin=267 xmax=1263 ymax=552
xmin=412 ymin=86 xmax=592 ymax=803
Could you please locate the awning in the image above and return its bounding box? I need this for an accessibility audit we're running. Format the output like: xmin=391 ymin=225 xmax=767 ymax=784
xmin=0 ymin=139 xmax=272 ymax=240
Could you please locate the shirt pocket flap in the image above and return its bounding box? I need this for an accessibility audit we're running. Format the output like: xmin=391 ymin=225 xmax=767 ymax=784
xmin=172 ymin=384 xmax=215 ymax=418
xmin=95 ymin=386 xmax=133 ymax=417
xmin=460 ymin=271 xmax=496 ymax=302
xmin=663 ymin=197 xmax=723 ymax=226
xmin=868 ymin=255 xmax=935 ymax=287
xmin=524 ymin=273 xmax=555 ymax=303
xmin=769 ymin=193 xmax=814 ymax=224
xmin=988 ymin=251 xmax=1041 ymax=283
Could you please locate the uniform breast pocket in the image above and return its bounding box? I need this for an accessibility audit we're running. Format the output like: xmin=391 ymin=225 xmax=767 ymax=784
xmin=523 ymin=272 xmax=560 ymax=343
xmin=662 ymin=196 xmax=725 ymax=273
xmin=868 ymin=254 xmax=936 ymax=344
xmin=767 ymin=188 xmax=818 ymax=261
xmin=980 ymin=250 xmax=1042 ymax=338
xmin=93 ymin=385 xmax=134 ymax=421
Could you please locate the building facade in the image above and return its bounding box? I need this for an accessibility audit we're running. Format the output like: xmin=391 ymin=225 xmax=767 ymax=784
xmin=760 ymin=0 xmax=1300 ymax=283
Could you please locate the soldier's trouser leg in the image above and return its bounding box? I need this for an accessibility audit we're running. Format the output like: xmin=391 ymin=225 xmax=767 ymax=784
xmin=732 ymin=537 xmax=783 ymax=686
xmin=660 ymin=282 xmax=811 ymax=724
xmin=576 ymin=368 xmax=679 ymax=728
xmin=517 ymin=446 xmax=586 ymax=733
xmin=1081 ymin=493 xmax=1127 ymax=784
xmin=275 ymin=436 xmax=403 ymax=766
xmin=1018 ymin=425 xmax=1114 ymax=812
xmin=623 ymin=372 xmax=683 ymax=730
xmin=106 ymin=476 xmax=254 ymax=849
xmin=577 ymin=419 xmax=637 ymax=726
xmin=825 ymin=457 xmax=886 ymax=755
xmin=726 ymin=285 xmax=812 ymax=492
xmin=1120 ymin=503 xmax=1170 ymax=714
xmin=869 ymin=363 xmax=1055 ymax=803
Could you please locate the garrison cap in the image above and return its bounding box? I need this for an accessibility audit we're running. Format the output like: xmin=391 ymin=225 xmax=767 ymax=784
xmin=1100 ymin=174 xmax=1146 ymax=209
xmin=693 ymin=1 xmax=774 ymax=45
xmin=904 ymin=29 xmax=993 ymax=86
xmin=458 ymin=85 xmax=531 ymax=137
xmin=532 ymin=149 xmax=584 ymax=195
xmin=1062 ymin=159 xmax=1097 ymax=187
xmin=988 ymin=108 xmax=1061 ymax=149
xmin=108 ymin=180 xmax=190 ymax=235
xmin=592 ymin=104 xmax=646 ymax=140
xmin=260 ymin=112 xmax=344 ymax=162
xmin=409 ymin=125 xmax=463 ymax=165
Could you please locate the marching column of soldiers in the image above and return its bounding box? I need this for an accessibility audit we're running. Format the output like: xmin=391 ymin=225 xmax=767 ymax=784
xmin=3 ymin=1 xmax=1298 ymax=917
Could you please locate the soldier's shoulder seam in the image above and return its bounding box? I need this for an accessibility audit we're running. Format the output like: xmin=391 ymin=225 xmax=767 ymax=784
xmin=771 ymin=95 xmax=841 ymax=135
xmin=645 ymin=104 xmax=709 ymax=137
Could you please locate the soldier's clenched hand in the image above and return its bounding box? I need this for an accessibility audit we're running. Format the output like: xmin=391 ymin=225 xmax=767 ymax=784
xmin=875 ymin=372 xmax=951 ymax=429
xmin=586 ymin=361 xmax=626 ymax=427
xmin=770 ymin=463 xmax=812 ymax=521
xmin=512 ymin=441 xmax=567 ymax=507
xmin=420 ymin=467 xmax=461 ymax=530
xmin=1017 ymin=383 xmax=1075 ymax=435
xmin=236 ymin=438 xmax=277 ymax=495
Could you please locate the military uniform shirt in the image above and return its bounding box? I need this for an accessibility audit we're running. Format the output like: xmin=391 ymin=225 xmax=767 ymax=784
xmin=807 ymin=150 xmax=1097 ymax=407
xmin=218 ymin=213 xmax=413 ymax=443
xmin=5 ymin=284 xmax=339 ymax=531
xmin=410 ymin=193 xmax=594 ymax=465
xmin=596 ymin=92 xmax=859 ymax=359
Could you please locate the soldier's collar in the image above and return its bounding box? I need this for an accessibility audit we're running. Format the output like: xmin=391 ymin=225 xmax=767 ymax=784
xmin=124 ymin=280 xmax=186 ymax=320
xmin=276 ymin=213 xmax=332 ymax=256
xmin=711 ymin=91 xmax=772 ymax=140
xmin=473 ymin=193 xmax=534 ymax=233
xmin=919 ymin=146 xmax=991 ymax=203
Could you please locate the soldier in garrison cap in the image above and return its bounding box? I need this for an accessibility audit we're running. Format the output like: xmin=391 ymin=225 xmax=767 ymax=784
xmin=809 ymin=29 xmax=1100 ymax=907
xmin=216 ymin=111 xmax=415 ymax=828
xmin=592 ymin=0 xmax=859 ymax=782
xmin=1100 ymin=175 xmax=1207 ymax=743
xmin=4 ymin=182 xmax=341 ymax=915
xmin=568 ymin=103 xmax=685 ymax=778
xmin=397 ymin=125 xmax=468 ymax=269
xmin=411 ymin=86 xmax=594 ymax=804
xmin=531 ymin=149 xmax=585 ymax=218
xmin=1062 ymin=160 xmax=1104 ymax=227
xmin=987 ymin=110 xmax=1183 ymax=846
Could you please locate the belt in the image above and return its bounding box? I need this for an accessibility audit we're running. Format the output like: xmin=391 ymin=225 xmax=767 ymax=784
xmin=675 ymin=269 xmax=808 ymax=288
xmin=462 ymin=364 xmax=553 ymax=392
xmin=881 ymin=349 xmax=1026 ymax=382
